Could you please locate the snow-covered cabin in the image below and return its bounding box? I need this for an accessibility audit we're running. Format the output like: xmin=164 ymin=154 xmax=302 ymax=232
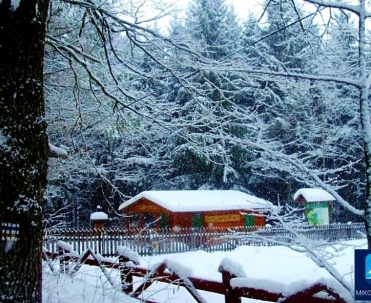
xmin=118 ymin=190 xmax=274 ymax=229
xmin=294 ymin=188 xmax=336 ymax=225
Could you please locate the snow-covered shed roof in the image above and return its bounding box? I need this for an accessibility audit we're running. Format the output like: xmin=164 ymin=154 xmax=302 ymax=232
xmin=293 ymin=188 xmax=336 ymax=203
xmin=118 ymin=190 xmax=274 ymax=213
xmin=90 ymin=211 xmax=108 ymax=221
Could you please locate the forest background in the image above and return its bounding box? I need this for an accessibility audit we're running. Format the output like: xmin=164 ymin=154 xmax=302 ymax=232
xmin=44 ymin=0 xmax=366 ymax=228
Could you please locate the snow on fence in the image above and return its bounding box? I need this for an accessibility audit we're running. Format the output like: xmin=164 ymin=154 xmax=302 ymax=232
xmin=42 ymin=243 xmax=348 ymax=303
xmin=43 ymin=222 xmax=366 ymax=257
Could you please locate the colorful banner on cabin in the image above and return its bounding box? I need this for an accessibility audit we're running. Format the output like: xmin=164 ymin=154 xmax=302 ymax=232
xmin=305 ymin=203 xmax=329 ymax=226
xmin=204 ymin=214 xmax=240 ymax=224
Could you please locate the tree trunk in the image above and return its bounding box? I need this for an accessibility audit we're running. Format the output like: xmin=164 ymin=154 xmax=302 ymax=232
xmin=0 ymin=0 xmax=49 ymax=302
xmin=356 ymin=0 xmax=371 ymax=249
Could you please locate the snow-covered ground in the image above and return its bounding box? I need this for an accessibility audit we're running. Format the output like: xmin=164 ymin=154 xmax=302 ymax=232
xmin=42 ymin=239 xmax=365 ymax=303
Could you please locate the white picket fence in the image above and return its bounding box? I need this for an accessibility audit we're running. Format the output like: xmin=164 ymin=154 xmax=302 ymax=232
xmin=43 ymin=222 xmax=366 ymax=256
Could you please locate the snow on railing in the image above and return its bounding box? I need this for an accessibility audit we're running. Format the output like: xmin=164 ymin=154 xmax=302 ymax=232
xmin=43 ymin=243 xmax=348 ymax=303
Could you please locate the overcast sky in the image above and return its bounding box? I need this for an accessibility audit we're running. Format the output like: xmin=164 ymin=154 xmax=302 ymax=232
xmin=129 ymin=0 xmax=338 ymax=35
xmin=167 ymin=0 xmax=264 ymax=21
xmin=138 ymin=0 xmax=265 ymax=34
xmin=147 ymin=0 xmax=337 ymax=35
xmin=227 ymin=0 xmax=264 ymax=20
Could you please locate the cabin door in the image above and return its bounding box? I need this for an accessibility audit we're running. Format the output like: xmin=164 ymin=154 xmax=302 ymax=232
xmin=159 ymin=214 xmax=170 ymax=228
xmin=143 ymin=213 xmax=156 ymax=228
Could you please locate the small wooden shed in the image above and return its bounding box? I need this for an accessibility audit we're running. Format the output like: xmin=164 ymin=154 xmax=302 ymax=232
xmin=118 ymin=190 xmax=274 ymax=229
xmin=90 ymin=210 xmax=108 ymax=229
xmin=294 ymin=188 xmax=336 ymax=225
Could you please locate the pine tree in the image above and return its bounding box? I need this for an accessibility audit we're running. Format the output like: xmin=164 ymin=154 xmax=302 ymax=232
xmin=165 ymin=0 xmax=252 ymax=190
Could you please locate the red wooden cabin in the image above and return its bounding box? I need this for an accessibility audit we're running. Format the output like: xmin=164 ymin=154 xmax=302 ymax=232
xmin=118 ymin=190 xmax=274 ymax=229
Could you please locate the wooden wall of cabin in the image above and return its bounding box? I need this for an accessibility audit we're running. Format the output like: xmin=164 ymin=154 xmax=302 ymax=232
xmin=122 ymin=198 xmax=171 ymax=229
xmin=122 ymin=210 xmax=267 ymax=229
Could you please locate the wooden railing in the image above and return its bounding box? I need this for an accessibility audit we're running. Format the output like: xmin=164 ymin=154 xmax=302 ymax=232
xmin=43 ymin=222 xmax=366 ymax=256
xmin=43 ymin=242 xmax=348 ymax=303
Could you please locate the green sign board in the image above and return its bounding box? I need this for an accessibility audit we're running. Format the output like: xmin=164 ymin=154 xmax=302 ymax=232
xmin=306 ymin=203 xmax=329 ymax=226
xmin=244 ymin=214 xmax=254 ymax=227
xmin=192 ymin=213 xmax=203 ymax=228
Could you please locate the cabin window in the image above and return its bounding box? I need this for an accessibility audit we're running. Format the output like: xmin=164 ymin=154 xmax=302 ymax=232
xmin=143 ymin=213 xmax=156 ymax=228
xmin=159 ymin=214 xmax=170 ymax=229
xmin=244 ymin=214 xmax=254 ymax=228
xmin=192 ymin=213 xmax=203 ymax=228
xmin=129 ymin=213 xmax=140 ymax=227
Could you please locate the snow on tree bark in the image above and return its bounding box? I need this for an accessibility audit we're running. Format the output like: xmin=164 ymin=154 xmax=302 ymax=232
xmin=0 ymin=0 xmax=49 ymax=302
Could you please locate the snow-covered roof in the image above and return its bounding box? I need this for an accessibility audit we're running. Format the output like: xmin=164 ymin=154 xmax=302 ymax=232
xmin=90 ymin=211 xmax=108 ymax=220
xmin=118 ymin=190 xmax=274 ymax=212
xmin=293 ymin=188 xmax=336 ymax=202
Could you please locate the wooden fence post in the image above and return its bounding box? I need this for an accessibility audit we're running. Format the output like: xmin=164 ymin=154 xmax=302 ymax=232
xmin=58 ymin=245 xmax=69 ymax=274
xmin=119 ymin=255 xmax=134 ymax=293
xmin=118 ymin=247 xmax=140 ymax=294
xmin=220 ymin=269 xmax=241 ymax=303
xmin=218 ymin=258 xmax=244 ymax=303
xmin=99 ymin=229 xmax=104 ymax=254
